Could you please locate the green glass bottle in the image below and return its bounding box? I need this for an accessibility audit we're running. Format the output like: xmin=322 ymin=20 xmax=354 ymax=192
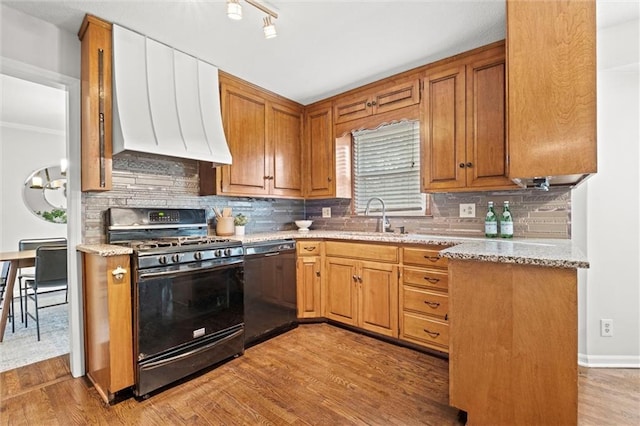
xmin=485 ymin=201 xmax=498 ymax=238
xmin=500 ymin=201 xmax=514 ymax=238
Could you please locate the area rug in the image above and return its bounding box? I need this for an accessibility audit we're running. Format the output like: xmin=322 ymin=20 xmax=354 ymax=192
xmin=0 ymin=297 xmax=69 ymax=373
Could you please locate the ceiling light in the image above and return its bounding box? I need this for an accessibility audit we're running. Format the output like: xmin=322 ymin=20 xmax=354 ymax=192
xmin=227 ymin=0 xmax=279 ymax=39
xmin=263 ymin=16 xmax=277 ymax=39
xmin=227 ymin=0 xmax=242 ymax=20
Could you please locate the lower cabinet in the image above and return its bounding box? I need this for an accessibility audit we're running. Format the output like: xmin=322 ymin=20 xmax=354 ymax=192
xmin=82 ymin=252 xmax=134 ymax=403
xmin=296 ymin=241 xmax=323 ymax=318
xmin=324 ymin=242 xmax=399 ymax=338
xmin=399 ymin=245 xmax=451 ymax=353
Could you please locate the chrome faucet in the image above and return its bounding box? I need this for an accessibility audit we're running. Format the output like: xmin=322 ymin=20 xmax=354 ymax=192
xmin=364 ymin=197 xmax=391 ymax=233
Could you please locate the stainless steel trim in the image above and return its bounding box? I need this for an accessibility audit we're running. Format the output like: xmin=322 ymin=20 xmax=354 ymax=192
xmin=108 ymin=223 xmax=207 ymax=230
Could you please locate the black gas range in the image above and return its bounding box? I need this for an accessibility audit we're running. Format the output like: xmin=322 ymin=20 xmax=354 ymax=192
xmin=107 ymin=207 xmax=245 ymax=398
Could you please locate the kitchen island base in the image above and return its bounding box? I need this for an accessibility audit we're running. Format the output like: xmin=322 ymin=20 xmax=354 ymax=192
xmin=449 ymin=259 xmax=577 ymax=425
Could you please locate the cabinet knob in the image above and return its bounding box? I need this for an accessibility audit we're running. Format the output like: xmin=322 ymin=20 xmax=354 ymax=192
xmin=371 ymin=100 xmax=377 ymax=106
xmin=459 ymin=163 xmax=465 ymax=168
xmin=315 ymin=271 xmax=321 ymax=277
xmin=466 ymin=162 xmax=473 ymax=168
xmin=327 ymin=176 xmax=332 ymax=182
xmin=353 ymin=275 xmax=358 ymax=282
xmin=366 ymin=102 xmax=372 ymax=107
xmin=111 ymin=266 xmax=127 ymax=281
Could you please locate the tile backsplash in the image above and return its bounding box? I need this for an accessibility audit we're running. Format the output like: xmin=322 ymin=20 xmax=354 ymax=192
xmin=82 ymin=153 xmax=571 ymax=243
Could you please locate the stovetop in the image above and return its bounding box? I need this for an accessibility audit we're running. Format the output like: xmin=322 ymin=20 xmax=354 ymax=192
xmin=129 ymin=236 xmax=235 ymax=251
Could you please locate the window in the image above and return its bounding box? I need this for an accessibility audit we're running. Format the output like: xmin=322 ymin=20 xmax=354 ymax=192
xmin=352 ymin=120 xmax=426 ymax=215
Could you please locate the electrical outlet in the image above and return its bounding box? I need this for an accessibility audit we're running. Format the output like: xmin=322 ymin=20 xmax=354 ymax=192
xmin=600 ymin=319 xmax=613 ymax=337
xmin=322 ymin=207 xmax=331 ymax=218
xmin=459 ymin=203 xmax=476 ymax=218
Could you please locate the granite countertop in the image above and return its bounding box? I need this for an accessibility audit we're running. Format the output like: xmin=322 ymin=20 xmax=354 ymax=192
xmin=76 ymin=230 xmax=589 ymax=269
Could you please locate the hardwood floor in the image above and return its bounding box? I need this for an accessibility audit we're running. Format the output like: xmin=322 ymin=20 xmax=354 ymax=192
xmin=1 ymin=323 xmax=638 ymax=425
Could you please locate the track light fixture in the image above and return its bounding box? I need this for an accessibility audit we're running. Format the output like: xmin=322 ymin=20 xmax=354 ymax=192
xmin=227 ymin=0 xmax=278 ymax=39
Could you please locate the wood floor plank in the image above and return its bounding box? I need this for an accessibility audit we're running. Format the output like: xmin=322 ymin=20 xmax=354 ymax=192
xmin=1 ymin=324 xmax=638 ymax=426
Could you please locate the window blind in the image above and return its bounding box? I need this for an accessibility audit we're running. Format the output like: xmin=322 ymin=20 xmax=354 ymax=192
xmin=352 ymin=120 xmax=422 ymax=214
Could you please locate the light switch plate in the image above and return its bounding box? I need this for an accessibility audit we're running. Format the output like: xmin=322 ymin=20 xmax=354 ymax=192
xmin=459 ymin=203 xmax=476 ymax=218
xmin=322 ymin=207 xmax=331 ymax=218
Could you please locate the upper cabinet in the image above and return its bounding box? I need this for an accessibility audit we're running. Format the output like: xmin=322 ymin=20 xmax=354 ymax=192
xmin=506 ymin=0 xmax=597 ymax=186
xmin=333 ymin=76 xmax=420 ymax=124
xmin=421 ymin=42 xmax=516 ymax=192
xmin=78 ymin=15 xmax=113 ymax=192
xmin=303 ymin=101 xmax=334 ymax=198
xmin=200 ymin=73 xmax=303 ymax=198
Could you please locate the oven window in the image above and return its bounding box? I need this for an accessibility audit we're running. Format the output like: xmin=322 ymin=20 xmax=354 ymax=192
xmin=136 ymin=264 xmax=244 ymax=359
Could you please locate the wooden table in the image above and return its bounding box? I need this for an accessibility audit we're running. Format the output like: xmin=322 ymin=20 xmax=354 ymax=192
xmin=0 ymin=250 xmax=36 ymax=342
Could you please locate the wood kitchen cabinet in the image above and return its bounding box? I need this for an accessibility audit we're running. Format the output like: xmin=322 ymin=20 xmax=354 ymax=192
xmin=78 ymin=14 xmax=113 ymax=192
xmin=200 ymin=73 xmax=303 ymax=198
xmin=296 ymin=240 xmax=323 ymax=318
xmin=448 ymin=259 xmax=578 ymax=425
xmin=333 ymin=76 xmax=420 ymax=124
xmin=507 ymin=0 xmax=597 ymax=183
xmin=400 ymin=245 xmax=451 ymax=353
xmin=324 ymin=241 xmax=399 ymax=338
xmin=82 ymin=252 xmax=134 ymax=403
xmin=421 ymin=42 xmax=516 ymax=192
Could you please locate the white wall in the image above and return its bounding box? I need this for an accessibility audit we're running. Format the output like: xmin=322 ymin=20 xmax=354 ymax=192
xmin=576 ymin=18 xmax=640 ymax=367
xmin=0 ymin=122 xmax=67 ymax=252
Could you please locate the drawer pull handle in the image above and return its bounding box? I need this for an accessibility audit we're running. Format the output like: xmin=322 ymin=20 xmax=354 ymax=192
xmin=303 ymin=246 xmax=317 ymax=251
xmin=424 ymin=301 xmax=440 ymax=308
xmin=423 ymin=329 xmax=440 ymax=338
xmin=423 ymin=255 xmax=440 ymax=262
xmin=444 ymin=313 xmax=448 ymax=321
xmin=424 ymin=277 xmax=440 ymax=284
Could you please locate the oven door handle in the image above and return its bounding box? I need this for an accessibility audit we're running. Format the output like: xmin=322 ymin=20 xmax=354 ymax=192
xmin=138 ymin=260 xmax=243 ymax=280
xmin=140 ymin=327 xmax=244 ymax=369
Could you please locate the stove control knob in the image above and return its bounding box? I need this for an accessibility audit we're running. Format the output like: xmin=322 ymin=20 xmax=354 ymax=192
xmin=224 ymin=248 xmax=232 ymax=256
xmin=215 ymin=249 xmax=223 ymax=257
xmin=194 ymin=251 xmax=203 ymax=260
xmin=171 ymin=254 xmax=181 ymax=263
xmin=158 ymin=255 xmax=168 ymax=265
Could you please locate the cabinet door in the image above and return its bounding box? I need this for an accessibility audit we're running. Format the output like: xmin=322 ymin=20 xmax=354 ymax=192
xmin=79 ymin=15 xmax=113 ymax=192
xmin=333 ymin=93 xmax=372 ymax=124
xmin=219 ymin=83 xmax=269 ymax=195
xmin=466 ymin=52 xmax=515 ymax=189
xmin=421 ymin=65 xmax=466 ymax=191
xmin=304 ymin=101 xmax=335 ymax=198
xmin=324 ymin=257 xmax=358 ymax=326
xmin=296 ymin=257 xmax=322 ymax=318
xmin=359 ymin=260 xmax=398 ymax=338
xmin=507 ymin=0 xmax=596 ymax=179
xmin=372 ymin=79 xmax=420 ymax=115
xmin=269 ymin=101 xmax=303 ymax=197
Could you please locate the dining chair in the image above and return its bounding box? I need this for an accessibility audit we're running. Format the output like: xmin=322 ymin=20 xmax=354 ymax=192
xmin=24 ymin=245 xmax=68 ymax=341
xmin=17 ymin=237 xmax=67 ymax=323
xmin=0 ymin=261 xmax=15 ymax=333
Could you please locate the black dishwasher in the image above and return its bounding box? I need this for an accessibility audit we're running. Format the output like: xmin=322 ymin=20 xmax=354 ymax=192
xmin=243 ymin=239 xmax=298 ymax=347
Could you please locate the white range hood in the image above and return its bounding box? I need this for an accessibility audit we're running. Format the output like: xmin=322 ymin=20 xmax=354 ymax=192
xmin=112 ymin=25 xmax=232 ymax=165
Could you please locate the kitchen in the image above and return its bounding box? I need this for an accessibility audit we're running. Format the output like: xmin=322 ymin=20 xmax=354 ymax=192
xmin=1 ymin=0 xmax=638 ymax=424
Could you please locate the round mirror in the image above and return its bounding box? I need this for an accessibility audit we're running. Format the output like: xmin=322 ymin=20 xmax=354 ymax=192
xmin=23 ymin=165 xmax=67 ymax=224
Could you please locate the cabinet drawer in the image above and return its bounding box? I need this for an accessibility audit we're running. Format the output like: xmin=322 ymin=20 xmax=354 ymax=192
xmin=403 ymin=267 xmax=448 ymax=291
xmin=403 ymin=247 xmax=449 ymax=268
xmin=297 ymin=241 xmax=322 ymax=256
xmin=402 ymin=313 xmax=449 ymax=350
xmin=325 ymin=241 xmax=398 ymax=263
xmin=403 ymin=287 xmax=448 ymax=320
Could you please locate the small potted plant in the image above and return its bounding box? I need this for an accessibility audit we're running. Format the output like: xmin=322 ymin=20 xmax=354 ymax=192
xmin=234 ymin=213 xmax=249 ymax=235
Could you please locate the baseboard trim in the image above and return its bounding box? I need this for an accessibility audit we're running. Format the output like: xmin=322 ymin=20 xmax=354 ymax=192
xmin=578 ymin=353 xmax=640 ymax=368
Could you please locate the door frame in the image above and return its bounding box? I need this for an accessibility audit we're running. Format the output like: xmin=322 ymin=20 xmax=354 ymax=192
xmin=1 ymin=57 xmax=84 ymax=377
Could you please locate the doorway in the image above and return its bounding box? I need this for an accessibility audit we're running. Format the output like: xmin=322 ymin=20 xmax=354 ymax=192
xmin=0 ymin=60 xmax=83 ymax=377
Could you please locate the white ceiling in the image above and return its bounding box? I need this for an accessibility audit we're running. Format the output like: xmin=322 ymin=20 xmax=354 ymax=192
xmin=1 ymin=0 xmax=638 ymax=132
